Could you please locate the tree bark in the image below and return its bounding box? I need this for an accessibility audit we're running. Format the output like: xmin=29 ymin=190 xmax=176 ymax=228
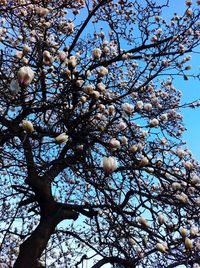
xmin=13 ymin=205 xmax=78 ymax=268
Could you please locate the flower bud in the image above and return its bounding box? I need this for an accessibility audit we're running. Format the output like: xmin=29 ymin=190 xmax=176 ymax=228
xmin=109 ymin=138 xmax=121 ymax=149
xmin=158 ymin=214 xmax=165 ymax=225
xmin=180 ymin=227 xmax=187 ymax=238
xmin=98 ymin=67 xmax=108 ymax=76
xmin=68 ymin=56 xmax=77 ymax=69
xmin=92 ymin=48 xmax=102 ymax=60
xmin=22 ymin=120 xmax=34 ymax=133
xmin=17 ymin=66 xmax=34 ymax=86
xmin=149 ymin=118 xmax=159 ymax=127
xmin=43 ymin=50 xmax=53 ymax=65
xmin=190 ymin=227 xmax=198 ymax=237
xmin=55 ymin=133 xmax=69 ymax=144
xmin=102 ymin=157 xmax=118 ymax=174
xmin=138 ymin=216 xmax=150 ymax=228
xmin=156 ymin=243 xmax=168 ymax=253
xmin=176 ymin=193 xmax=189 ymax=204
xmin=185 ymin=237 xmax=193 ymax=250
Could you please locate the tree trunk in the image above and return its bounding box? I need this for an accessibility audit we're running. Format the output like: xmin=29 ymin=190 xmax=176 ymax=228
xmin=13 ymin=202 xmax=78 ymax=268
xmin=13 ymin=215 xmax=58 ymax=268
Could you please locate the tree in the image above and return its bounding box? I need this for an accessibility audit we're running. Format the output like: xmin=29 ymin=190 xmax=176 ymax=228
xmin=0 ymin=0 xmax=200 ymax=267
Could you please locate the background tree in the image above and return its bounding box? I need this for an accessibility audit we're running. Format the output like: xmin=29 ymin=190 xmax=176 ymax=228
xmin=0 ymin=0 xmax=200 ymax=267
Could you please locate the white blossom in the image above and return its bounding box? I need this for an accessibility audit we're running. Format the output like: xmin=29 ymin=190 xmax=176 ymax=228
xmin=17 ymin=66 xmax=34 ymax=86
xmin=102 ymin=157 xmax=118 ymax=174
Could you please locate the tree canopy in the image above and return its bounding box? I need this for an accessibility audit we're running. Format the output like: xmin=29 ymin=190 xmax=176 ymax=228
xmin=0 ymin=0 xmax=200 ymax=267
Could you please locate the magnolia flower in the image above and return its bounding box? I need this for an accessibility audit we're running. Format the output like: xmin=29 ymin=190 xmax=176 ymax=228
xmin=23 ymin=44 xmax=31 ymax=54
xmin=151 ymin=35 xmax=157 ymax=43
xmin=190 ymin=174 xmax=200 ymax=185
xmin=185 ymin=0 xmax=192 ymax=5
xmin=121 ymin=136 xmax=128 ymax=145
xmin=139 ymin=157 xmax=149 ymax=166
xmin=176 ymin=193 xmax=189 ymax=204
xmin=55 ymin=133 xmax=69 ymax=144
xmin=129 ymin=144 xmax=138 ymax=153
xmin=92 ymin=91 xmax=100 ymax=99
xmin=195 ymin=197 xmax=200 ymax=206
xmin=109 ymin=138 xmax=121 ymax=149
xmin=186 ymin=9 xmax=193 ymax=16
xmin=180 ymin=227 xmax=187 ymax=237
xmin=190 ymin=227 xmax=198 ymax=237
xmin=121 ymin=103 xmax=134 ymax=114
xmin=97 ymin=82 xmax=106 ymax=92
xmin=158 ymin=214 xmax=165 ymax=225
xmin=160 ymin=113 xmax=168 ymax=121
xmin=117 ymin=121 xmax=127 ymax=131
xmin=22 ymin=120 xmax=34 ymax=133
xmin=136 ymin=101 xmax=143 ymax=109
xmin=98 ymin=67 xmax=108 ymax=76
xmin=149 ymin=118 xmax=159 ymax=127
xmin=156 ymin=243 xmax=168 ymax=253
xmin=83 ymin=84 xmax=94 ymax=94
xmin=185 ymin=237 xmax=193 ymax=250
xmin=43 ymin=50 xmax=53 ymax=65
xmin=128 ymin=238 xmax=135 ymax=246
xmin=68 ymin=56 xmax=77 ymax=69
xmin=35 ymin=6 xmax=49 ymax=16
xmin=75 ymin=79 xmax=84 ymax=87
xmin=17 ymin=66 xmax=34 ymax=86
xmin=102 ymin=157 xmax=118 ymax=174
xmin=58 ymin=51 xmax=67 ymax=63
xmin=138 ymin=216 xmax=150 ymax=228
xmin=184 ymin=161 xmax=193 ymax=170
xmin=10 ymin=79 xmax=21 ymax=94
xmin=92 ymin=48 xmax=102 ymax=60
xmin=171 ymin=182 xmax=181 ymax=190
xmin=66 ymin=22 xmax=74 ymax=33
xmin=176 ymin=149 xmax=185 ymax=158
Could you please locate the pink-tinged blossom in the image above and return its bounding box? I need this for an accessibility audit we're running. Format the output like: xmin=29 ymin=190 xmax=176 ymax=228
xmin=121 ymin=103 xmax=134 ymax=114
xmin=17 ymin=66 xmax=34 ymax=87
xmin=109 ymin=138 xmax=121 ymax=149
